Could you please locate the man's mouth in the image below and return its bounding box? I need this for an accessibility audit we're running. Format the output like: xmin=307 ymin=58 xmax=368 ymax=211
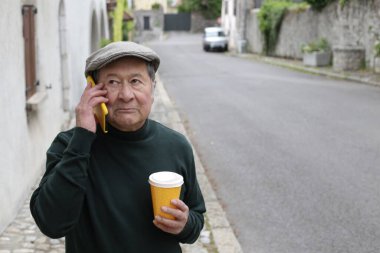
xmin=115 ymin=108 xmax=138 ymax=113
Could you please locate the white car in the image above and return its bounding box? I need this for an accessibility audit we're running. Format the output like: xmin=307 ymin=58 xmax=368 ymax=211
xmin=203 ymin=27 xmax=228 ymax=52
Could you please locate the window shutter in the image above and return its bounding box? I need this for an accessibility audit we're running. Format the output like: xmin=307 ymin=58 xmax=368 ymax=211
xmin=22 ymin=5 xmax=37 ymax=100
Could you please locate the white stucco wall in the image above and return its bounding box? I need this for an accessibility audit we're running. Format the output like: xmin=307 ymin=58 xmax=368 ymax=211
xmin=222 ymin=0 xmax=237 ymax=49
xmin=0 ymin=0 xmax=30 ymax=234
xmin=0 ymin=0 xmax=108 ymax=233
xmin=65 ymin=0 xmax=109 ymax=110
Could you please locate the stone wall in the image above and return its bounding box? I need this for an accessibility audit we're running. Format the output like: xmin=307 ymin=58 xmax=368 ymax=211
xmin=191 ymin=12 xmax=218 ymax=33
xmin=245 ymin=0 xmax=380 ymax=68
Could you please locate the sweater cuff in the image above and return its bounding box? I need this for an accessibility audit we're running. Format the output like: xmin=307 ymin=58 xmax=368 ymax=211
xmin=67 ymin=127 xmax=96 ymax=154
xmin=176 ymin=216 xmax=193 ymax=241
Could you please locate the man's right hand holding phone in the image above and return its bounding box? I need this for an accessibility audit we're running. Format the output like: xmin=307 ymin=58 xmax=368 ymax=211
xmin=75 ymin=82 xmax=108 ymax=133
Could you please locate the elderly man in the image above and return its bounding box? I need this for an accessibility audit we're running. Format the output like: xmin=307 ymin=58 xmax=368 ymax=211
xmin=30 ymin=42 xmax=206 ymax=253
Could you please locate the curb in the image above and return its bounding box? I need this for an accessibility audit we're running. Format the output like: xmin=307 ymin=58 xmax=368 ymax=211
xmin=228 ymin=52 xmax=380 ymax=88
xmin=153 ymin=76 xmax=244 ymax=253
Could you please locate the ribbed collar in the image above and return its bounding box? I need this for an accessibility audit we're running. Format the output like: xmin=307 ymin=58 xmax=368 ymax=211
xmin=98 ymin=119 xmax=155 ymax=142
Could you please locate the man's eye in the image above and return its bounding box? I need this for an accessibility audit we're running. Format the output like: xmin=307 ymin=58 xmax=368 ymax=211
xmin=131 ymin=79 xmax=142 ymax=85
xmin=108 ymin=80 xmax=119 ymax=86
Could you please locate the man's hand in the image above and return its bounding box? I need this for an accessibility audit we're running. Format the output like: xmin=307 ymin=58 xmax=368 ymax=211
xmin=153 ymin=199 xmax=189 ymax=235
xmin=75 ymin=82 xmax=108 ymax=133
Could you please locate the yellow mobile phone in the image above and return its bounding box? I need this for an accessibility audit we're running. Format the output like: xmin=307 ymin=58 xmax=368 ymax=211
xmin=86 ymin=76 xmax=108 ymax=133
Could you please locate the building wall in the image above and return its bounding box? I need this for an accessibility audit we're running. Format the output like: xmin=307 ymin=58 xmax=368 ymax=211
xmin=245 ymin=9 xmax=262 ymax=53
xmin=223 ymin=0 xmax=255 ymax=51
xmin=133 ymin=9 xmax=164 ymax=43
xmin=133 ymin=0 xmax=168 ymax=12
xmin=222 ymin=0 xmax=237 ymax=49
xmin=0 ymin=0 xmax=108 ymax=233
xmin=245 ymin=0 xmax=380 ymax=67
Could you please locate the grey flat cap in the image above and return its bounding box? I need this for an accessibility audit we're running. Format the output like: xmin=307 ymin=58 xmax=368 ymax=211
xmin=85 ymin=41 xmax=160 ymax=76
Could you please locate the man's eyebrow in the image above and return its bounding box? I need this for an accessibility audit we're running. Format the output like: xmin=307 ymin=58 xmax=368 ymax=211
xmin=105 ymin=73 xmax=119 ymax=78
xmin=105 ymin=73 xmax=144 ymax=78
xmin=129 ymin=73 xmax=144 ymax=78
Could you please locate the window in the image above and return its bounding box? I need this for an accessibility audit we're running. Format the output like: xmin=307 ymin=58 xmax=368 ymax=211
xmin=205 ymin=31 xmax=226 ymax=37
xmin=22 ymin=5 xmax=37 ymax=100
xmin=143 ymin=16 xmax=150 ymax=30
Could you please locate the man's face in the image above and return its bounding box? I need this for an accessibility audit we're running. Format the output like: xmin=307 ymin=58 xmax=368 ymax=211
xmin=98 ymin=57 xmax=154 ymax=132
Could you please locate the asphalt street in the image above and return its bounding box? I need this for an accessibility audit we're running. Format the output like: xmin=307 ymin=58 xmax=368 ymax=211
xmin=149 ymin=33 xmax=380 ymax=253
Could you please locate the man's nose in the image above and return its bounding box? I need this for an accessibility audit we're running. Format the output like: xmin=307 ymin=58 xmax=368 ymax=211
xmin=118 ymin=82 xmax=134 ymax=100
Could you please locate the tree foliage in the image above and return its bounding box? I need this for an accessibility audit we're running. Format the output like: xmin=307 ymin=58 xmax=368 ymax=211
xmin=151 ymin=3 xmax=162 ymax=10
xmin=303 ymin=0 xmax=333 ymax=11
xmin=178 ymin=0 xmax=222 ymax=19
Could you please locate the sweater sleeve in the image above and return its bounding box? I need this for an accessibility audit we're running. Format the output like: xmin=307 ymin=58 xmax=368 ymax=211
xmin=30 ymin=127 xmax=96 ymax=239
xmin=176 ymin=148 xmax=206 ymax=244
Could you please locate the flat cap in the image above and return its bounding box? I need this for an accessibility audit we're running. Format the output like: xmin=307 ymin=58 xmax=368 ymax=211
xmin=85 ymin=41 xmax=160 ymax=76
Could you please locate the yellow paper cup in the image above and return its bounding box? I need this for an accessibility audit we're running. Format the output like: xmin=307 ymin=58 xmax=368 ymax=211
xmin=149 ymin=171 xmax=184 ymax=220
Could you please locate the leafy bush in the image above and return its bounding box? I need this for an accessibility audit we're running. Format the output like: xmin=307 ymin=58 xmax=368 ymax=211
xmin=301 ymin=38 xmax=330 ymax=53
xmin=304 ymin=0 xmax=333 ymax=11
xmin=339 ymin=0 xmax=349 ymax=8
xmin=151 ymin=3 xmax=162 ymax=10
xmin=122 ymin=20 xmax=134 ymax=41
xmin=177 ymin=1 xmax=192 ymax=13
xmin=100 ymin=38 xmax=112 ymax=48
xmin=178 ymin=0 xmax=222 ymax=19
xmin=258 ymin=0 xmax=307 ymax=55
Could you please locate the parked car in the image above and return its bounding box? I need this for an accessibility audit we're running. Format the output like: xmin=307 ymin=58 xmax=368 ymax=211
xmin=203 ymin=27 xmax=228 ymax=52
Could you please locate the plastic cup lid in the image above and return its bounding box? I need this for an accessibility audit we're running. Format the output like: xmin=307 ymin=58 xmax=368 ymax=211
xmin=149 ymin=171 xmax=184 ymax=188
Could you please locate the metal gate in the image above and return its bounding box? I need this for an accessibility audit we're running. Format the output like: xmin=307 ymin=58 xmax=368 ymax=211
xmin=164 ymin=13 xmax=191 ymax=31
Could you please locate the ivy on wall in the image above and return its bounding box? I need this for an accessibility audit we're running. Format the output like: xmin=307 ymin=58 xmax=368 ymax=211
xmin=258 ymin=0 xmax=308 ymax=55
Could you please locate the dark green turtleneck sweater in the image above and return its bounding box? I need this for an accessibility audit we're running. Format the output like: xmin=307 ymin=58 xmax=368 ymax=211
xmin=30 ymin=119 xmax=206 ymax=253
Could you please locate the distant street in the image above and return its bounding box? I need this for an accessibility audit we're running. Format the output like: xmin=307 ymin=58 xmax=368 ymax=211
xmin=149 ymin=33 xmax=380 ymax=253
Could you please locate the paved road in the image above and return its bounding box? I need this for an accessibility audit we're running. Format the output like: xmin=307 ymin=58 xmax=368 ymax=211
xmin=149 ymin=33 xmax=380 ymax=253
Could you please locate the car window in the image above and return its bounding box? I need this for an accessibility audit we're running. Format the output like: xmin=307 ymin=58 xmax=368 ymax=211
xmin=205 ymin=31 xmax=226 ymax=37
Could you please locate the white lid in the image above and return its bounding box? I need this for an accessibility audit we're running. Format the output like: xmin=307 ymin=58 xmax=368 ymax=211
xmin=149 ymin=171 xmax=184 ymax=188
